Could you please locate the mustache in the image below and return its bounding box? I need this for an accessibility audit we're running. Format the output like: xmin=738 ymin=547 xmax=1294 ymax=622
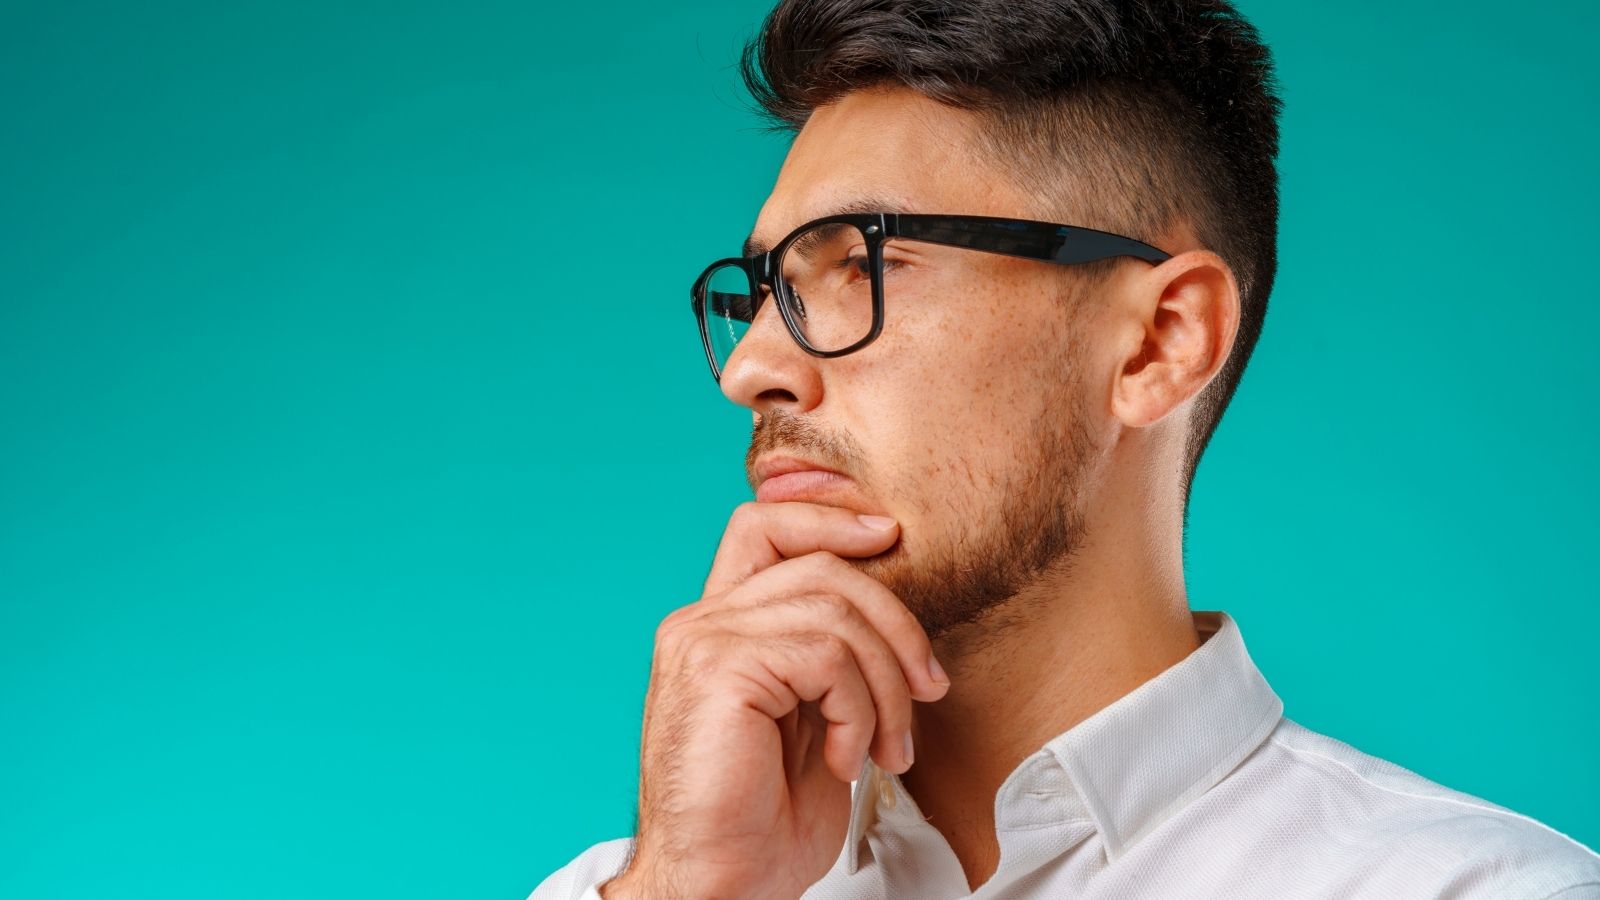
xmin=744 ymin=409 xmax=864 ymax=491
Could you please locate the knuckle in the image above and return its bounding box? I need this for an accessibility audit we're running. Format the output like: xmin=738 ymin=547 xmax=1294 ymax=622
xmin=786 ymin=629 xmax=844 ymax=667
xmin=799 ymin=548 xmax=846 ymax=575
xmin=797 ymin=591 xmax=855 ymax=625
xmin=677 ymin=630 xmax=724 ymax=674
xmin=654 ymin=606 xmax=683 ymax=641
xmin=812 ymin=631 xmax=853 ymax=671
xmin=653 ymin=604 xmax=695 ymax=649
xmin=726 ymin=501 xmax=762 ymax=531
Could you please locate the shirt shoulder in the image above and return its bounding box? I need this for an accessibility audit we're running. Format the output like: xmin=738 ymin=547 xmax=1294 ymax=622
xmin=526 ymin=837 xmax=635 ymax=900
xmin=1252 ymin=717 xmax=1600 ymax=898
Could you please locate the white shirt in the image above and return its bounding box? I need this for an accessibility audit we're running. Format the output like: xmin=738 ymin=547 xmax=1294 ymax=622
xmin=530 ymin=610 xmax=1600 ymax=899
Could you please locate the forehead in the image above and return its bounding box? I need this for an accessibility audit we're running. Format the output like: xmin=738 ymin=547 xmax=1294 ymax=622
xmin=744 ymin=86 xmax=1024 ymax=257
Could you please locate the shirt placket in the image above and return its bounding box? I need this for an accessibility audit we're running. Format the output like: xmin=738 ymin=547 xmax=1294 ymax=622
xmin=866 ymin=750 xmax=1098 ymax=899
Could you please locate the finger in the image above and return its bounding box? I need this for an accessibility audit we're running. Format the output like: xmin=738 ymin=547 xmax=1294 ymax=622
xmin=710 ymin=551 xmax=951 ymax=703
xmin=704 ymin=501 xmax=900 ymax=596
xmin=752 ymin=631 xmax=880 ymax=784
xmin=689 ymin=629 xmax=877 ymax=784
xmin=695 ymin=592 xmax=920 ymax=773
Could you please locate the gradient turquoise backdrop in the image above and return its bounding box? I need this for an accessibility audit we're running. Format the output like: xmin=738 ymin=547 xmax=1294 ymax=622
xmin=3 ymin=1 xmax=1597 ymax=897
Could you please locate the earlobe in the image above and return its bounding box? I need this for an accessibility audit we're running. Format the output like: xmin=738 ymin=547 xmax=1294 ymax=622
xmin=1109 ymin=251 xmax=1240 ymax=430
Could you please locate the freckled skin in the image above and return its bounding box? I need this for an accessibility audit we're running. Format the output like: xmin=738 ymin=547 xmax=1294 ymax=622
xmin=724 ymin=86 xmax=1110 ymax=629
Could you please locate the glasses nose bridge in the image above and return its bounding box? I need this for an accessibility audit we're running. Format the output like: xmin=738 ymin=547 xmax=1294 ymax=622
xmin=746 ymin=258 xmax=792 ymax=344
xmin=749 ymin=250 xmax=800 ymax=330
xmin=753 ymin=250 xmax=778 ymax=299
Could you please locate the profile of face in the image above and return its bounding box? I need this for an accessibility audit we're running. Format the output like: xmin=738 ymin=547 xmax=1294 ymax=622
xmin=725 ymin=85 xmax=1150 ymax=642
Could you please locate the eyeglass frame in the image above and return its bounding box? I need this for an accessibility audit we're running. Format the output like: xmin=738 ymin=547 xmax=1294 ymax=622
xmin=689 ymin=211 xmax=1174 ymax=384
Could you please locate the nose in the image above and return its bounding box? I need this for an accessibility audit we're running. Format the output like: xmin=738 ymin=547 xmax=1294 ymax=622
xmin=718 ymin=290 xmax=824 ymax=416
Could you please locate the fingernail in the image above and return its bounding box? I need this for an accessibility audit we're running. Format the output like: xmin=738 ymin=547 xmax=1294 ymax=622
xmin=857 ymin=514 xmax=896 ymax=531
xmin=928 ymin=655 xmax=950 ymax=687
xmin=902 ymin=731 xmax=915 ymax=768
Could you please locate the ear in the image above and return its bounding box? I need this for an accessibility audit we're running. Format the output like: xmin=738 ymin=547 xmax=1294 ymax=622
xmin=1109 ymin=250 xmax=1240 ymax=429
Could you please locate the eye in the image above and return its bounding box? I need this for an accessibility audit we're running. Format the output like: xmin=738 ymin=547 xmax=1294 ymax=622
xmin=833 ymin=253 xmax=872 ymax=277
xmin=832 ymin=253 xmax=907 ymax=279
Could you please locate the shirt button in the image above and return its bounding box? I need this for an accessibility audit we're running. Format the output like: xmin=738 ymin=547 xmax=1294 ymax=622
xmin=877 ymin=775 xmax=898 ymax=810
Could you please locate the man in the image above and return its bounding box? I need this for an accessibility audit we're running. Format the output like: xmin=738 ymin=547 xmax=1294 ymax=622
xmin=532 ymin=0 xmax=1600 ymax=897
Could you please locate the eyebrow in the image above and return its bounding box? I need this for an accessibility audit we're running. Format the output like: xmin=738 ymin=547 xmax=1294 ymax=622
xmin=742 ymin=195 xmax=916 ymax=258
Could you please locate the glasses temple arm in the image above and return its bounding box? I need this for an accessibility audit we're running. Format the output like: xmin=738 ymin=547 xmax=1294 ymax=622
xmin=891 ymin=215 xmax=1172 ymax=265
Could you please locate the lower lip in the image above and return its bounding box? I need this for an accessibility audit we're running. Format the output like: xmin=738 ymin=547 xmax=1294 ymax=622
xmin=756 ymin=470 xmax=854 ymax=503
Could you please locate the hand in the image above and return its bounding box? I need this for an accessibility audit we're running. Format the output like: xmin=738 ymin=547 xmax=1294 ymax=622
xmin=600 ymin=501 xmax=951 ymax=900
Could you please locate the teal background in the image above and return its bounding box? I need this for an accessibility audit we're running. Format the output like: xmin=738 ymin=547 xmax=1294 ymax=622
xmin=3 ymin=1 xmax=1596 ymax=896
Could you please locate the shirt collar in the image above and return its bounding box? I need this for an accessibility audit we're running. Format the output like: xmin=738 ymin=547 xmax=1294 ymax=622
xmin=844 ymin=609 xmax=1283 ymax=874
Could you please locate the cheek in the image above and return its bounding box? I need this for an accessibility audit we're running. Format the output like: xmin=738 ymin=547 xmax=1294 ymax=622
xmin=838 ymin=275 xmax=1063 ymax=517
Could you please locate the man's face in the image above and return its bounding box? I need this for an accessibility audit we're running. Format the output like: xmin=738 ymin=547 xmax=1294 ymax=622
xmin=724 ymin=85 xmax=1121 ymax=641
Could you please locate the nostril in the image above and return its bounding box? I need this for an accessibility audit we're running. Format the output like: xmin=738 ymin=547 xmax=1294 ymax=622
xmin=756 ymin=387 xmax=800 ymax=405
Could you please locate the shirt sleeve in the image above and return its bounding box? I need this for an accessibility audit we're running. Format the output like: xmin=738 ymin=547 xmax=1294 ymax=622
xmin=526 ymin=837 xmax=635 ymax=900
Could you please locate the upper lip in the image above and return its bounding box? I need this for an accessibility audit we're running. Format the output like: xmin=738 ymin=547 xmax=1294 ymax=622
xmin=752 ymin=454 xmax=845 ymax=486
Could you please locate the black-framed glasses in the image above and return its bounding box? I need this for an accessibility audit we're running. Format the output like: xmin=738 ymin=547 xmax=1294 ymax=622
xmin=689 ymin=212 xmax=1173 ymax=383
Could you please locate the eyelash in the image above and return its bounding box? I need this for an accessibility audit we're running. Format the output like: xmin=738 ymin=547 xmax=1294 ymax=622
xmin=836 ymin=255 xmax=904 ymax=276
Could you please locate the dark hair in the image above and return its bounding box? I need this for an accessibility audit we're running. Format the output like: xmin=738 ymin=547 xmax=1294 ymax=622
xmin=738 ymin=0 xmax=1283 ymax=516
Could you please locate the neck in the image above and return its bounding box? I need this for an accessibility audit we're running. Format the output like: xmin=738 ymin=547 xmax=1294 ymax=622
xmin=898 ymin=443 xmax=1200 ymax=891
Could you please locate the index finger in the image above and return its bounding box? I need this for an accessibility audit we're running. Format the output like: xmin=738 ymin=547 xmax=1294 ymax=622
xmin=703 ymin=501 xmax=900 ymax=596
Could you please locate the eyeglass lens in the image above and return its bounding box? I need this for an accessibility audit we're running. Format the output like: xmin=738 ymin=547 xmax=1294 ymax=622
xmin=701 ymin=221 xmax=878 ymax=376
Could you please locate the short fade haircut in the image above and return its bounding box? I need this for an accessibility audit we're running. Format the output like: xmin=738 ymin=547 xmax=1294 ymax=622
xmin=738 ymin=0 xmax=1283 ymax=517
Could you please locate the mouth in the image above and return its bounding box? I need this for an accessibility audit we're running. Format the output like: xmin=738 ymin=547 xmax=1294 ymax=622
xmin=752 ymin=454 xmax=855 ymax=504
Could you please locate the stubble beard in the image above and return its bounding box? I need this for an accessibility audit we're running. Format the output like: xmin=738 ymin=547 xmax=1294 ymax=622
xmin=744 ymin=330 xmax=1101 ymax=645
xmin=852 ymin=366 xmax=1098 ymax=642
